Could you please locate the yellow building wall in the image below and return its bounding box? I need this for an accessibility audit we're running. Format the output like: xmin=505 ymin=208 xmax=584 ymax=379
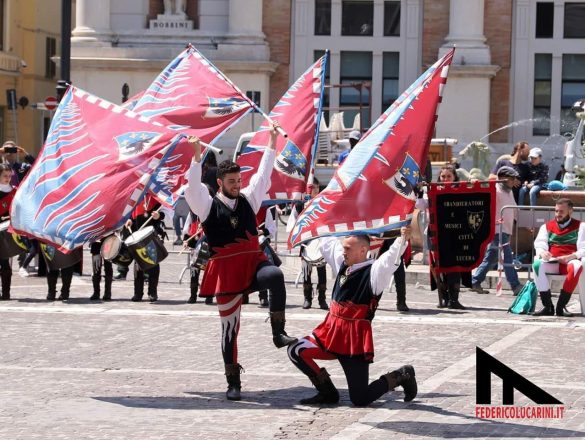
xmin=0 ymin=0 xmax=61 ymax=155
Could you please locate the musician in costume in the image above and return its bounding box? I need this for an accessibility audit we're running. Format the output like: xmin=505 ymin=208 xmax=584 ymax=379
xmin=185 ymin=123 xmax=296 ymax=401
xmin=0 ymin=164 xmax=16 ymax=300
xmin=288 ymin=180 xmax=328 ymax=310
xmin=287 ymin=228 xmax=417 ymax=406
xmin=533 ymin=198 xmax=585 ymax=317
xmin=89 ymin=240 xmax=113 ymax=301
xmin=125 ymin=195 xmax=165 ymax=303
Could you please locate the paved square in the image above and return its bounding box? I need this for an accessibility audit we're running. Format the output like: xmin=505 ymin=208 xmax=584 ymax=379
xmin=1 ymin=239 xmax=584 ymax=439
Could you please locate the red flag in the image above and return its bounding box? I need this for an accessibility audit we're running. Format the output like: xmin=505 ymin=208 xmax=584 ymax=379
xmin=237 ymin=53 xmax=329 ymax=203
xmin=131 ymin=45 xmax=255 ymax=206
xmin=288 ymin=49 xmax=455 ymax=248
xmin=10 ymin=86 xmax=182 ymax=252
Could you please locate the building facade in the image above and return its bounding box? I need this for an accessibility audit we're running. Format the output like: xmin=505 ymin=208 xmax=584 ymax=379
xmin=0 ymin=0 xmax=61 ymax=152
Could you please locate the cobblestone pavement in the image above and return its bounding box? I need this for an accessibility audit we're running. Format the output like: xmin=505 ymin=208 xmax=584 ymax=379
xmin=1 ymin=237 xmax=584 ymax=439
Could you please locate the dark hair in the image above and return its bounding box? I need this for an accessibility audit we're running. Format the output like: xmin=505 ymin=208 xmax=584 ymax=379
xmin=217 ymin=160 xmax=240 ymax=180
xmin=436 ymin=165 xmax=459 ymax=182
xmin=512 ymin=141 xmax=529 ymax=155
xmin=348 ymin=234 xmax=370 ymax=246
xmin=0 ymin=164 xmax=11 ymax=173
xmin=555 ymin=198 xmax=573 ymax=209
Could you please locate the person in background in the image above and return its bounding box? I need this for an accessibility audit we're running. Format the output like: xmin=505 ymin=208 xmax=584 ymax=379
xmin=518 ymin=147 xmax=548 ymax=206
xmin=173 ymin=195 xmax=190 ymax=246
xmin=489 ymin=141 xmax=530 ymax=203
xmin=338 ymin=130 xmax=362 ymax=165
xmin=471 ymin=166 xmax=522 ymax=296
xmin=0 ymin=164 xmax=16 ymax=300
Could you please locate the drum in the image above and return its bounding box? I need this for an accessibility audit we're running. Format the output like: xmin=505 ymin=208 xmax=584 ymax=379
xmin=100 ymin=234 xmax=133 ymax=267
xmin=192 ymin=239 xmax=210 ymax=271
xmin=301 ymin=239 xmax=325 ymax=267
xmin=40 ymin=243 xmax=83 ymax=271
xmin=0 ymin=221 xmax=28 ymax=259
xmin=124 ymin=226 xmax=168 ymax=270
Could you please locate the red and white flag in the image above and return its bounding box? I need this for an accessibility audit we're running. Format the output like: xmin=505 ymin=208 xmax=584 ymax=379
xmin=10 ymin=86 xmax=182 ymax=252
xmin=237 ymin=52 xmax=329 ymax=203
xmin=288 ymin=49 xmax=455 ymax=248
xmin=132 ymin=45 xmax=255 ymax=206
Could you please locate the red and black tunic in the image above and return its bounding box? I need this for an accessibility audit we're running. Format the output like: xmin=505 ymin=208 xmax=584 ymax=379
xmin=312 ymin=261 xmax=378 ymax=362
xmin=200 ymin=195 xmax=267 ymax=296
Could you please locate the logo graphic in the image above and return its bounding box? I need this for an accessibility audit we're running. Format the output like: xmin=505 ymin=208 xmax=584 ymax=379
xmin=114 ymin=132 xmax=162 ymax=160
xmin=383 ymin=154 xmax=421 ymax=201
xmin=204 ymin=97 xmax=249 ymax=118
xmin=475 ymin=347 xmax=564 ymax=419
xmin=275 ymin=140 xmax=308 ymax=181
xmin=468 ymin=210 xmax=484 ymax=233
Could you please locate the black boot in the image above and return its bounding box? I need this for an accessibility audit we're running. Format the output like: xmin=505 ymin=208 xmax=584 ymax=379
xmin=46 ymin=272 xmax=57 ymax=301
xmin=381 ymin=365 xmax=417 ymax=402
xmin=437 ymin=285 xmax=448 ymax=308
xmin=556 ymin=290 xmax=574 ymax=317
xmin=270 ymin=311 xmax=297 ymax=348
xmin=448 ymin=283 xmax=465 ymax=310
xmin=258 ymin=290 xmax=269 ymax=308
xmin=103 ymin=275 xmax=113 ymax=301
xmin=302 ymin=283 xmax=312 ymax=309
xmin=533 ymin=290 xmax=554 ymax=316
xmin=300 ymin=368 xmax=339 ymax=404
xmin=225 ymin=363 xmax=243 ymax=401
xmin=90 ymin=274 xmax=101 ymax=301
xmin=1 ymin=269 xmax=12 ymax=300
xmin=317 ymin=284 xmax=328 ymax=310
xmin=396 ymin=283 xmax=409 ymax=312
xmin=188 ymin=276 xmax=198 ymax=304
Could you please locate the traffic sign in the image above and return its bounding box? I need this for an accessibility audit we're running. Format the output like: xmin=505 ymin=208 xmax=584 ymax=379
xmin=44 ymin=96 xmax=58 ymax=110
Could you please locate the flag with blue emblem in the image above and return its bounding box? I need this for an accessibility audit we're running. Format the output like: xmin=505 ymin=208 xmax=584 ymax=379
xmin=238 ymin=52 xmax=329 ymax=203
xmin=130 ymin=44 xmax=254 ymax=206
xmin=9 ymin=86 xmax=182 ymax=253
xmin=288 ymin=49 xmax=455 ymax=248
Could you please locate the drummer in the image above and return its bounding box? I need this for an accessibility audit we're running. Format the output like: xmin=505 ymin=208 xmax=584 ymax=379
xmin=125 ymin=194 xmax=165 ymax=303
xmin=289 ymin=179 xmax=328 ymax=310
xmin=0 ymin=164 xmax=16 ymax=300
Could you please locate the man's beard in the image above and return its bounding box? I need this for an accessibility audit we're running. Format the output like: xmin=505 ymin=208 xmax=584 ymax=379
xmin=221 ymin=188 xmax=238 ymax=200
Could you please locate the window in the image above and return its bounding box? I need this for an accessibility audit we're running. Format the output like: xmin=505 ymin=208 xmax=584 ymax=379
xmin=45 ymin=37 xmax=56 ymax=79
xmin=533 ymin=54 xmax=552 ymax=136
xmin=535 ymin=2 xmax=553 ymax=38
xmin=342 ymin=1 xmax=373 ymax=36
xmin=382 ymin=52 xmax=399 ymax=110
xmin=340 ymin=51 xmax=372 ymax=127
xmin=561 ymin=54 xmax=585 ymax=134
xmin=564 ymin=3 xmax=585 ymax=38
xmin=384 ymin=1 xmax=400 ymax=37
xmin=315 ymin=0 xmax=331 ymax=35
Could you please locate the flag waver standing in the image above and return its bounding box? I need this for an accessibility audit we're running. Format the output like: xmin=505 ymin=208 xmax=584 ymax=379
xmin=237 ymin=52 xmax=329 ymax=203
xmin=10 ymin=86 xmax=182 ymax=253
xmin=288 ymin=49 xmax=455 ymax=248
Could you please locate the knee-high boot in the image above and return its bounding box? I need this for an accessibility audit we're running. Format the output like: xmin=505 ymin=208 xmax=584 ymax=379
xmin=317 ymin=283 xmax=328 ymax=310
xmin=225 ymin=363 xmax=243 ymax=401
xmin=556 ymin=290 xmax=573 ymax=317
xmin=533 ymin=290 xmax=554 ymax=316
xmin=269 ymin=311 xmax=297 ymax=348
xmin=447 ymin=283 xmax=465 ymax=309
xmin=1 ymin=269 xmax=12 ymax=300
xmin=302 ymin=283 xmax=313 ymax=309
xmin=381 ymin=365 xmax=417 ymax=402
xmin=299 ymin=368 xmax=339 ymax=404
